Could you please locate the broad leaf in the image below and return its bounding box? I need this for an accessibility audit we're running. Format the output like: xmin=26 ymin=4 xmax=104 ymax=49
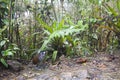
xmin=2 ymin=50 xmax=14 ymax=56
xmin=0 ymin=40 xmax=6 ymax=47
xmin=0 ymin=58 xmax=8 ymax=68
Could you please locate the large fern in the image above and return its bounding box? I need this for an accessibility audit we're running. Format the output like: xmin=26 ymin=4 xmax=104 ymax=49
xmin=37 ymin=16 xmax=88 ymax=50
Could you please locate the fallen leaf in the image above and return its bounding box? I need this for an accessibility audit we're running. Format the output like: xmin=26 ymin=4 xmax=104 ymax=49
xmin=76 ymin=58 xmax=87 ymax=64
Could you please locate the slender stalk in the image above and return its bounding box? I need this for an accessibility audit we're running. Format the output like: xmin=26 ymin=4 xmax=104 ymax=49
xmin=8 ymin=0 xmax=13 ymax=43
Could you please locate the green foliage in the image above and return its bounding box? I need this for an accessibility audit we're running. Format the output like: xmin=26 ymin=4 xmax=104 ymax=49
xmin=0 ymin=0 xmax=9 ymax=27
xmin=0 ymin=38 xmax=19 ymax=67
xmin=36 ymin=15 xmax=90 ymax=62
xmin=103 ymin=1 xmax=120 ymax=44
xmin=117 ymin=0 xmax=120 ymax=13
xmin=1 ymin=43 xmax=19 ymax=56
xmin=0 ymin=58 xmax=8 ymax=68
xmin=104 ymin=4 xmax=118 ymax=16
xmin=85 ymin=0 xmax=120 ymax=52
xmin=88 ymin=0 xmax=99 ymax=5
xmin=52 ymin=51 xmax=57 ymax=63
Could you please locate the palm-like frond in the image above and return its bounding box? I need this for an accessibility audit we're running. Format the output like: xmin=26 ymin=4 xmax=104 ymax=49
xmin=37 ymin=16 xmax=89 ymax=57
xmin=40 ymin=28 xmax=80 ymax=50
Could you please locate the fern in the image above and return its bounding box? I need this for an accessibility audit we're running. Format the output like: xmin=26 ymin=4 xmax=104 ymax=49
xmin=40 ymin=28 xmax=80 ymax=50
xmin=36 ymin=16 xmax=89 ymax=58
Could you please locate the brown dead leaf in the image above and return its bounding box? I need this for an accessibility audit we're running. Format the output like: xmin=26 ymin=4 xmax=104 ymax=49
xmin=76 ymin=58 xmax=87 ymax=64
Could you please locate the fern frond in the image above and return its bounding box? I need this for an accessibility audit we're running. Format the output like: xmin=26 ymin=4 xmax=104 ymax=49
xmin=36 ymin=17 xmax=53 ymax=33
xmin=40 ymin=28 xmax=80 ymax=50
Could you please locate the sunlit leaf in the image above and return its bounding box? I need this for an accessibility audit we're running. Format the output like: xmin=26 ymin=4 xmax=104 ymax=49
xmin=13 ymin=47 xmax=20 ymax=50
xmin=0 ymin=40 xmax=6 ymax=47
xmin=2 ymin=49 xmax=14 ymax=56
xmin=92 ymin=33 xmax=98 ymax=39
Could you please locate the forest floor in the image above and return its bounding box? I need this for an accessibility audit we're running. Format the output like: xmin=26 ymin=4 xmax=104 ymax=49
xmin=0 ymin=50 xmax=120 ymax=80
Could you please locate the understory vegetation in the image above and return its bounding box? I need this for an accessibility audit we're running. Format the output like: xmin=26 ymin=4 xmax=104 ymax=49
xmin=0 ymin=0 xmax=120 ymax=67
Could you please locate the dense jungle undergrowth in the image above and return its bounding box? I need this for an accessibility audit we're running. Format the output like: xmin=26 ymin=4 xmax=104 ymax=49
xmin=0 ymin=0 xmax=120 ymax=80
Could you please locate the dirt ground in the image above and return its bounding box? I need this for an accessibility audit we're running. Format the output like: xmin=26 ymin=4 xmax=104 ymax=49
xmin=0 ymin=50 xmax=120 ymax=80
